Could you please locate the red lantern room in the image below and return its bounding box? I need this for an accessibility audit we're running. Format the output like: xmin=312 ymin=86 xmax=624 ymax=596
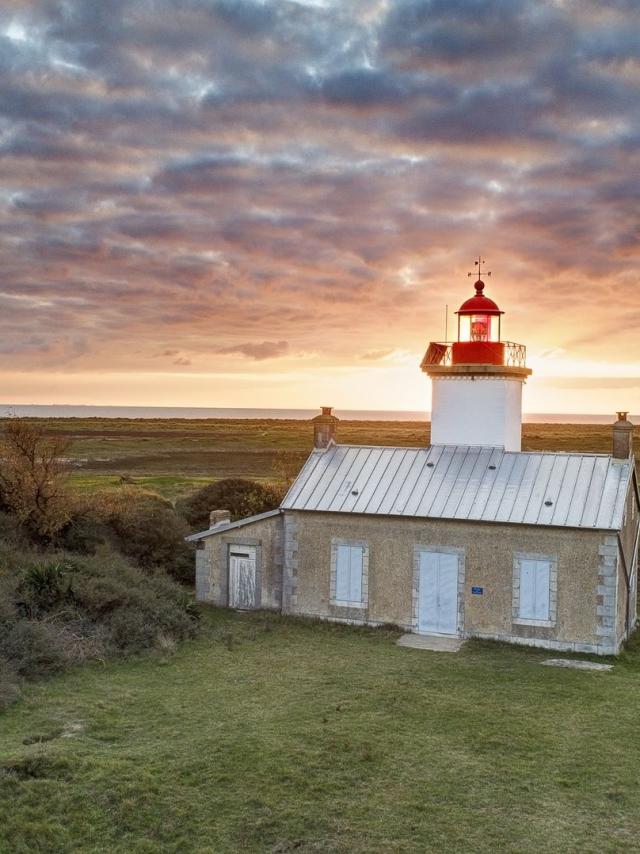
xmin=452 ymin=278 xmax=505 ymax=365
xmin=420 ymin=258 xmax=531 ymax=452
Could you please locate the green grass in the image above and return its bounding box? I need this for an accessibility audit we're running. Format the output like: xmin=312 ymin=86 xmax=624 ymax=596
xmin=2 ymin=608 xmax=640 ymax=853
xmin=69 ymin=474 xmax=217 ymax=500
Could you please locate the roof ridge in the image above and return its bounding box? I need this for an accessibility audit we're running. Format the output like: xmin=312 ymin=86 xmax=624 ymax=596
xmin=186 ymin=508 xmax=281 ymax=541
xmin=331 ymin=443 xmax=615 ymax=458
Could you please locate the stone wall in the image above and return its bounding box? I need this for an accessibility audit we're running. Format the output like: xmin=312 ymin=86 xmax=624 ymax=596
xmin=284 ymin=510 xmax=617 ymax=654
xmin=193 ymin=502 xmax=636 ymax=654
xmin=195 ymin=514 xmax=283 ymax=610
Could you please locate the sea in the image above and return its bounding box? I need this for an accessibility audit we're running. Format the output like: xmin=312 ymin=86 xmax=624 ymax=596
xmin=0 ymin=404 xmax=632 ymax=424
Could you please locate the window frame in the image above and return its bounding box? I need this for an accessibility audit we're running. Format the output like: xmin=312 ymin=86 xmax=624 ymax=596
xmin=330 ymin=539 xmax=369 ymax=609
xmin=512 ymin=552 xmax=557 ymax=627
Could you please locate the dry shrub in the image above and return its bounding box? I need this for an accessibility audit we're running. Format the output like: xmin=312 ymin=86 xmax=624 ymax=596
xmin=0 ymin=420 xmax=71 ymax=541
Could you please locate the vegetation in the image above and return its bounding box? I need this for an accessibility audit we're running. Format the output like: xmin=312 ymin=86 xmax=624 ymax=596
xmin=1 ymin=607 xmax=639 ymax=852
xmin=0 ymin=419 xmax=71 ymax=541
xmin=86 ymin=488 xmax=194 ymax=584
xmin=0 ymin=537 xmax=199 ymax=713
xmin=176 ymin=477 xmax=286 ymax=530
xmin=0 ymin=421 xmax=200 ymax=712
xmin=2 ymin=416 xmax=635 ymax=500
xmin=1 ymin=415 xmax=638 ymax=849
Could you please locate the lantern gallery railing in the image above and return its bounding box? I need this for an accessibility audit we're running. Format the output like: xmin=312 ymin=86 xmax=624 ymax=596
xmin=421 ymin=342 xmax=453 ymax=367
xmin=421 ymin=341 xmax=527 ymax=369
xmin=503 ymin=342 xmax=527 ymax=368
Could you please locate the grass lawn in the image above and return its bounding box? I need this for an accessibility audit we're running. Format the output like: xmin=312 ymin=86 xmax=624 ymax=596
xmin=2 ymin=608 xmax=640 ymax=853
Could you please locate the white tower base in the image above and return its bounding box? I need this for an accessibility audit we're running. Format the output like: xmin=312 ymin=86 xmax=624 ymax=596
xmin=430 ymin=375 xmax=525 ymax=451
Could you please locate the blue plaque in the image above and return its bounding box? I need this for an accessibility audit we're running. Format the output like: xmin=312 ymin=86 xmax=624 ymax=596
xmin=471 ymin=586 xmax=484 ymax=595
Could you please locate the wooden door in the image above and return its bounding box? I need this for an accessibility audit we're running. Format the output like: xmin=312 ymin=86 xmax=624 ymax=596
xmin=418 ymin=551 xmax=458 ymax=635
xmin=229 ymin=547 xmax=257 ymax=609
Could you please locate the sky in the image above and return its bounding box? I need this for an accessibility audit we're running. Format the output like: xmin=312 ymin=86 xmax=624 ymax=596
xmin=1 ymin=0 xmax=639 ymax=415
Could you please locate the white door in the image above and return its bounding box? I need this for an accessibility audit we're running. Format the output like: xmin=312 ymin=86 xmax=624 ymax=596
xmin=418 ymin=551 xmax=459 ymax=635
xmin=229 ymin=547 xmax=257 ymax=609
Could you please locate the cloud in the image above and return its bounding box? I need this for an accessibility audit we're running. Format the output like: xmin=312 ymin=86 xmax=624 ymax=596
xmin=216 ymin=340 xmax=291 ymax=360
xmin=358 ymin=349 xmax=395 ymax=361
xmin=0 ymin=0 xmax=638 ymax=398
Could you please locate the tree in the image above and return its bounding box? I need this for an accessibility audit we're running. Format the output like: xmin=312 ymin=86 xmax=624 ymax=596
xmin=0 ymin=420 xmax=71 ymax=541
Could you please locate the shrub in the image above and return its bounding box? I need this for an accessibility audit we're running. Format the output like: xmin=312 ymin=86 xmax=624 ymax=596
xmin=18 ymin=561 xmax=75 ymax=616
xmin=0 ymin=512 xmax=24 ymax=546
xmin=0 ymin=545 xmax=200 ymax=705
xmin=111 ymin=503 xmax=192 ymax=574
xmin=0 ymin=656 xmax=19 ymax=711
xmin=106 ymin=606 xmax=161 ymax=651
xmin=177 ymin=478 xmax=285 ymax=531
xmin=56 ymin=510 xmax=107 ymax=555
xmin=0 ymin=577 xmax=17 ymax=625
xmin=88 ymin=489 xmax=194 ymax=584
xmin=0 ymin=621 xmax=69 ymax=679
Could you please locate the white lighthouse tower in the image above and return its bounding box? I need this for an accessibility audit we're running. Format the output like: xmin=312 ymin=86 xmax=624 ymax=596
xmin=421 ymin=259 xmax=531 ymax=451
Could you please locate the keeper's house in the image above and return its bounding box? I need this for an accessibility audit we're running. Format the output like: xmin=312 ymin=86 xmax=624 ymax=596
xmin=188 ymin=271 xmax=639 ymax=656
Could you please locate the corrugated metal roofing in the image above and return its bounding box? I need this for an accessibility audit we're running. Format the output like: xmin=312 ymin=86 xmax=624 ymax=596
xmin=281 ymin=445 xmax=632 ymax=531
xmin=186 ymin=509 xmax=281 ymax=541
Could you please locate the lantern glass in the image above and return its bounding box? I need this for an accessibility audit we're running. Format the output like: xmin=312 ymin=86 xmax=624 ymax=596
xmin=458 ymin=314 xmax=500 ymax=342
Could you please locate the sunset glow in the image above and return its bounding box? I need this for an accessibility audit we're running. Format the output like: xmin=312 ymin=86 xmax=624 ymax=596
xmin=2 ymin=1 xmax=639 ymax=414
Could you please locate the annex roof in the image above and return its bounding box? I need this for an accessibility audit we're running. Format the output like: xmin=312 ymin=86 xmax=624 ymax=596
xmin=186 ymin=509 xmax=281 ymax=542
xmin=281 ymin=445 xmax=633 ymax=531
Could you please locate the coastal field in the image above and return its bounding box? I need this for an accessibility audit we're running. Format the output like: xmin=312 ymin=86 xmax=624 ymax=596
xmin=4 ymin=417 xmax=634 ymax=500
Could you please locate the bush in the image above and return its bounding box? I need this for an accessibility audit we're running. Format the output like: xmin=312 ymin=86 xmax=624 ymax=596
xmin=111 ymin=502 xmax=192 ymax=576
xmin=18 ymin=561 xmax=75 ymax=616
xmin=0 ymin=621 xmax=69 ymax=679
xmin=0 ymin=512 xmax=25 ymax=546
xmin=0 ymin=656 xmax=19 ymax=711
xmin=0 ymin=545 xmax=200 ymax=707
xmin=177 ymin=478 xmax=285 ymax=531
xmin=83 ymin=489 xmax=195 ymax=584
xmin=56 ymin=510 xmax=108 ymax=555
xmin=106 ymin=606 xmax=160 ymax=651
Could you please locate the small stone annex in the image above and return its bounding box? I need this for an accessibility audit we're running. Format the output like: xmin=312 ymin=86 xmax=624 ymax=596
xmin=188 ymin=268 xmax=640 ymax=656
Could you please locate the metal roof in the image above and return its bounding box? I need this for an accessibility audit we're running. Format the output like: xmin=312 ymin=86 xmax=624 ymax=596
xmin=281 ymin=445 xmax=633 ymax=531
xmin=186 ymin=509 xmax=281 ymax=541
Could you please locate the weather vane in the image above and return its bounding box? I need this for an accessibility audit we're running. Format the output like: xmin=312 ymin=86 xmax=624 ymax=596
xmin=468 ymin=256 xmax=491 ymax=279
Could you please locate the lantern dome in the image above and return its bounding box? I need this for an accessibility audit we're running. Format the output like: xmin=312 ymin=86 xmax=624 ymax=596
xmin=456 ymin=280 xmax=503 ymax=316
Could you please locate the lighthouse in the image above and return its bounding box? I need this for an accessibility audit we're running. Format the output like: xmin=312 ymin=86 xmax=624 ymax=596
xmin=421 ymin=260 xmax=531 ymax=451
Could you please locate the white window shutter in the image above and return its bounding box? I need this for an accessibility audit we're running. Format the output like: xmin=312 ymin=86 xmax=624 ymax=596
xmin=519 ymin=558 xmax=551 ymax=620
xmin=335 ymin=545 xmax=351 ymax=602
xmin=519 ymin=559 xmax=536 ymax=618
xmin=533 ymin=560 xmax=550 ymax=619
xmin=348 ymin=547 xmax=363 ymax=603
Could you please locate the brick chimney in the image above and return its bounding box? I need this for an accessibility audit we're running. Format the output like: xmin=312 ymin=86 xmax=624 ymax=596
xmin=312 ymin=406 xmax=339 ymax=450
xmin=209 ymin=509 xmax=231 ymax=528
xmin=612 ymin=411 xmax=633 ymax=460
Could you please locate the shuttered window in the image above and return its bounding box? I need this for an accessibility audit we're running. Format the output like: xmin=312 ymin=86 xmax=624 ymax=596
xmin=335 ymin=544 xmax=364 ymax=604
xmin=519 ymin=559 xmax=551 ymax=620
